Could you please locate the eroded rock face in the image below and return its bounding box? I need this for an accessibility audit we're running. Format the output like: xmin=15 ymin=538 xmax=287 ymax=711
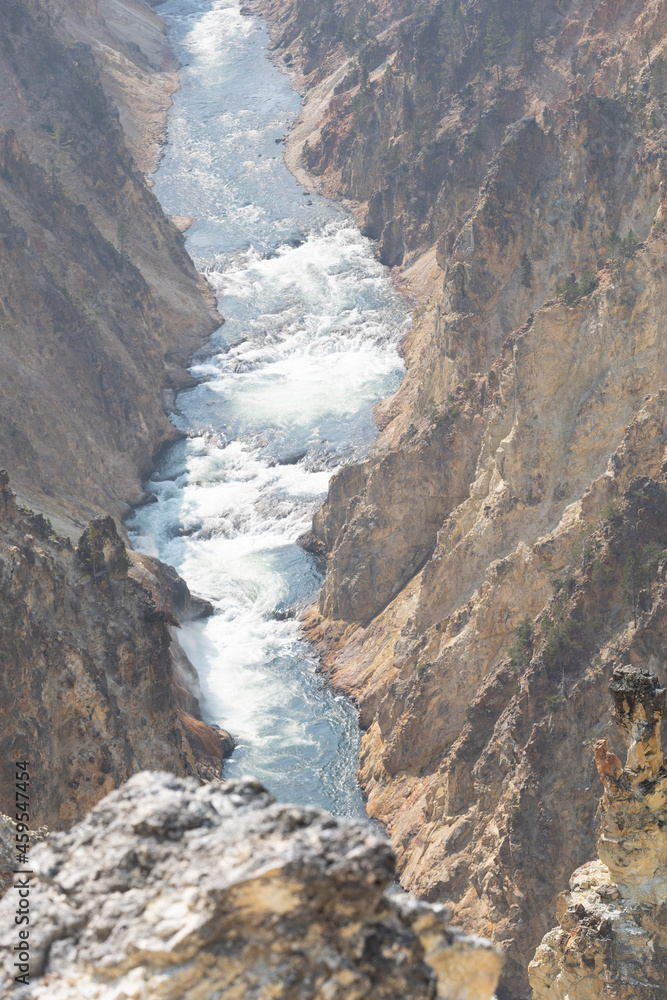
xmin=253 ymin=0 xmax=667 ymax=993
xmin=0 ymin=0 xmax=219 ymax=529
xmin=0 ymin=772 xmax=503 ymax=1000
xmin=0 ymin=472 xmax=230 ymax=829
xmin=529 ymin=666 xmax=667 ymax=999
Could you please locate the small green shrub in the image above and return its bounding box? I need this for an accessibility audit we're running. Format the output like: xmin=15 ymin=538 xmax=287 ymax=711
xmin=460 ymin=82 xmax=475 ymax=108
xmin=607 ymin=228 xmax=641 ymax=260
xmin=620 ymin=230 xmax=641 ymax=257
xmin=72 ymin=58 xmax=107 ymax=125
xmin=549 ymin=572 xmax=575 ymax=596
xmin=600 ymin=500 xmax=620 ymax=523
xmin=508 ymin=615 xmax=534 ymax=673
xmin=555 ymin=270 xmax=597 ymax=305
xmin=622 ymin=542 xmax=665 ymax=623
xmin=541 ymin=590 xmax=581 ymax=670
xmin=520 ymin=251 xmax=532 ymax=287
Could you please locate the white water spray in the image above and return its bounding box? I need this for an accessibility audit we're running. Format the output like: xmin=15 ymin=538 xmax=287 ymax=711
xmin=128 ymin=0 xmax=409 ymax=816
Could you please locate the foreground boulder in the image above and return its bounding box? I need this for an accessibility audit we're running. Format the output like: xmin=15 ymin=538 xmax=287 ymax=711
xmin=0 ymin=772 xmax=502 ymax=999
xmin=529 ymin=666 xmax=667 ymax=998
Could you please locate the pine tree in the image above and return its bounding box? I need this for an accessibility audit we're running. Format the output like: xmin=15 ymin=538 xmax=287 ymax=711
xmin=484 ymin=13 xmax=509 ymax=85
xmin=520 ymin=251 xmax=532 ymax=287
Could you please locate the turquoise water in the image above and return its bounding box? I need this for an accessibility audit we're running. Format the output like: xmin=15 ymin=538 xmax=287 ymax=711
xmin=128 ymin=0 xmax=408 ymax=817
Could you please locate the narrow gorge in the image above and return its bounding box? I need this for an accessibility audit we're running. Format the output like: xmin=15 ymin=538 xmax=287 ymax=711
xmin=1 ymin=0 xmax=667 ymax=998
xmin=126 ymin=0 xmax=409 ymax=815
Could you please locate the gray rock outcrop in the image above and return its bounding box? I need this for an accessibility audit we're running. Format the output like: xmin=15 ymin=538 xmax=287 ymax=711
xmin=0 ymin=772 xmax=502 ymax=999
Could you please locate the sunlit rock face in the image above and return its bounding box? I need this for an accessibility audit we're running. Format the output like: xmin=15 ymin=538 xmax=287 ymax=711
xmin=529 ymin=665 xmax=667 ymax=1000
xmin=0 ymin=771 xmax=502 ymax=1000
xmin=250 ymin=0 xmax=667 ymax=990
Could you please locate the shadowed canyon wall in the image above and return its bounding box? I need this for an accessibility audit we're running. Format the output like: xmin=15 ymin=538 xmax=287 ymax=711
xmin=0 ymin=0 xmax=228 ymax=831
xmin=0 ymin=0 xmax=219 ymax=532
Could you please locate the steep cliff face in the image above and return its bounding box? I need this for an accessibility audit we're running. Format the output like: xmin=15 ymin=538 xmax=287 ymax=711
xmin=0 ymin=0 xmax=233 ymax=833
xmin=529 ymin=665 xmax=667 ymax=998
xmin=255 ymin=0 xmax=667 ymax=995
xmin=0 ymin=471 xmax=233 ymax=831
xmin=56 ymin=0 xmax=181 ymax=174
xmin=0 ymin=771 xmax=503 ymax=1000
xmin=0 ymin=0 xmax=219 ymax=530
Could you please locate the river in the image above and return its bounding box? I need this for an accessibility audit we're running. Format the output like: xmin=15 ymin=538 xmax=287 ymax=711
xmin=128 ymin=0 xmax=409 ymax=818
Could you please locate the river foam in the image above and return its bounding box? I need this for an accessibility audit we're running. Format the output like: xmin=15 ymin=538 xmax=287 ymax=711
xmin=128 ymin=0 xmax=409 ymax=817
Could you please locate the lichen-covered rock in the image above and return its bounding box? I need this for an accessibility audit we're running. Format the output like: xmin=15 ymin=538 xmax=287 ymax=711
xmin=0 ymin=772 xmax=503 ymax=1000
xmin=529 ymin=666 xmax=667 ymax=999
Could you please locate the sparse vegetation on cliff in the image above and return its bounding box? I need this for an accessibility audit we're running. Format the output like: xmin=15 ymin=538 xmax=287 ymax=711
xmin=508 ymin=615 xmax=534 ymax=673
xmin=261 ymin=0 xmax=667 ymax=992
xmin=555 ymin=270 xmax=597 ymax=306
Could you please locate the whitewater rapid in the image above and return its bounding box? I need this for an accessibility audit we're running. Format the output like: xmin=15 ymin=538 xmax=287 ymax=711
xmin=128 ymin=0 xmax=409 ymax=817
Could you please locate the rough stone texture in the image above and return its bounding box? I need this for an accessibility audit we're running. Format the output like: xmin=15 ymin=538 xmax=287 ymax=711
xmin=0 ymin=0 xmax=219 ymax=531
xmin=57 ymin=0 xmax=181 ymax=174
xmin=0 ymin=815 xmax=47 ymax=897
xmin=0 ymin=472 xmax=231 ymax=831
xmin=0 ymin=771 xmax=503 ymax=1000
xmin=529 ymin=666 xmax=667 ymax=999
xmin=254 ymin=0 xmax=667 ymax=994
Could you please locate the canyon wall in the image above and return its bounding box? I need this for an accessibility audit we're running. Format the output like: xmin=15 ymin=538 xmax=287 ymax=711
xmin=0 ymin=470 xmax=232 ymax=831
xmin=254 ymin=0 xmax=667 ymax=994
xmin=0 ymin=0 xmax=219 ymax=533
xmin=0 ymin=0 xmax=229 ymax=830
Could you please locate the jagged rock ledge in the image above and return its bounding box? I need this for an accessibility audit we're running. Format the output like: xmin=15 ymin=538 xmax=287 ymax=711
xmin=0 ymin=771 xmax=503 ymax=1000
xmin=0 ymin=470 xmax=233 ymax=830
xmin=529 ymin=665 xmax=667 ymax=998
